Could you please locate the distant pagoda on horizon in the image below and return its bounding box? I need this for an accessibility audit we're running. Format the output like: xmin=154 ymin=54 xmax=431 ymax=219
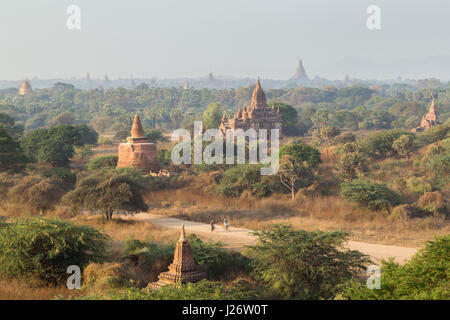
xmin=18 ymin=80 xmax=32 ymax=95
xmin=292 ymin=59 xmax=309 ymax=81
xmin=147 ymin=225 xmax=206 ymax=290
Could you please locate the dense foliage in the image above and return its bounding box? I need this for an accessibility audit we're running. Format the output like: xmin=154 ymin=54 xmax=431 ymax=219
xmin=0 ymin=218 xmax=108 ymax=285
xmin=246 ymin=224 xmax=370 ymax=299
xmin=342 ymin=235 xmax=449 ymax=299
xmin=341 ymin=179 xmax=402 ymax=211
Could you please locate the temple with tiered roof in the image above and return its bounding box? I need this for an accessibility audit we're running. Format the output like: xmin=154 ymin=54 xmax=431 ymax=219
xmin=412 ymin=99 xmax=439 ymax=132
xmin=219 ymin=78 xmax=282 ymax=138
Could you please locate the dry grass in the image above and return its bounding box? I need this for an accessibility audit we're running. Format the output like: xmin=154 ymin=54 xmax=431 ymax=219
xmin=147 ymin=188 xmax=449 ymax=248
xmin=0 ymin=278 xmax=80 ymax=300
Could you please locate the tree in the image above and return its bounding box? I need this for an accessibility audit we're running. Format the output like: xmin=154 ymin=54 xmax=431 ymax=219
xmin=359 ymin=129 xmax=414 ymax=158
xmin=334 ymin=152 xmax=368 ymax=181
xmin=278 ymin=155 xmax=314 ymax=199
xmin=341 ymin=179 xmax=402 ymax=211
xmin=311 ymin=108 xmax=329 ymax=130
xmin=217 ymin=165 xmax=272 ymax=199
xmin=0 ymin=113 xmax=24 ymax=139
xmin=63 ymin=169 xmax=148 ymax=220
xmin=0 ymin=125 xmax=27 ymax=171
xmin=0 ymin=217 xmax=108 ymax=285
xmin=202 ymin=102 xmax=222 ymax=129
xmin=270 ymin=102 xmax=297 ymax=127
xmin=20 ymin=124 xmax=96 ymax=167
xmin=49 ymin=111 xmax=75 ymax=126
xmin=392 ymin=134 xmax=415 ymax=159
xmin=7 ymin=175 xmax=66 ymax=213
xmin=247 ymin=224 xmax=370 ymax=299
xmin=279 ymin=140 xmax=321 ymax=168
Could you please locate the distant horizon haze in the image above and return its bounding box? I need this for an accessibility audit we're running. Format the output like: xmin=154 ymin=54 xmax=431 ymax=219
xmin=1 ymin=0 xmax=449 ymax=81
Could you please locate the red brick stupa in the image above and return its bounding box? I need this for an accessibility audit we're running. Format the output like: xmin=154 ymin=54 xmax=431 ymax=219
xmin=116 ymin=115 xmax=158 ymax=172
xmin=147 ymin=225 xmax=206 ymax=289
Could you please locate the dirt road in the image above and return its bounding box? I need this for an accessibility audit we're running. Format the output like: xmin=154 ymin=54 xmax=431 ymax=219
xmin=127 ymin=213 xmax=418 ymax=264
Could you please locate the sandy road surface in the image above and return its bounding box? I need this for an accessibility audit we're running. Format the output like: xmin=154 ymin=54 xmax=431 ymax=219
xmin=126 ymin=213 xmax=417 ymax=264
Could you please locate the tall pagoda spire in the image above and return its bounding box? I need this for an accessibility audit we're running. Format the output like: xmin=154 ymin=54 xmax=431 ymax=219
xmin=249 ymin=76 xmax=268 ymax=110
xmin=130 ymin=115 xmax=145 ymax=138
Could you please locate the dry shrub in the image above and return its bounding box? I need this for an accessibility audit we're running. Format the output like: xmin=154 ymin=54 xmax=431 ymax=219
xmin=83 ymin=262 xmax=132 ymax=293
xmin=416 ymin=191 xmax=449 ymax=218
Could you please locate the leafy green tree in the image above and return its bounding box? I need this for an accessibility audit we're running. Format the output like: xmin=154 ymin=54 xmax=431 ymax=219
xmin=334 ymin=152 xmax=368 ymax=181
xmin=63 ymin=169 xmax=148 ymax=219
xmin=341 ymin=179 xmax=402 ymax=211
xmin=0 ymin=125 xmax=27 ymax=171
xmin=202 ymin=102 xmax=222 ymax=129
xmin=392 ymin=134 xmax=415 ymax=159
xmin=217 ymin=165 xmax=272 ymax=198
xmin=270 ymin=102 xmax=297 ymax=127
xmin=342 ymin=236 xmax=449 ymax=300
xmin=279 ymin=140 xmax=321 ymax=168
xmin=49 ymin=111 xmax=75 ymax=126
xmin=145 ymin=129 xmax=166 ymax=143
xmin=278 ymin=155 xmax=314 ymax=199
xmin=359 ymin=129 xmax=414 ymax=158
xmin=20 ymin=124 xmax=96 ymax=167
xmin=311 ymin=108 xmax=329 ymax=130
xmin=74 ymin=144 xmax=94 ymax=161
xmin=0 ymin=217 xmax=108 ymax=285
xmin=0 ymin=113 xmax=24 ymax=139
xmin=247 ymin=224 xmax=370 ymax=299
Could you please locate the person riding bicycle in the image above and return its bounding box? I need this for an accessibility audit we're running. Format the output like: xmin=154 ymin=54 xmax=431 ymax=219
xmin=223 ymin=218 xmax=230 ymax=231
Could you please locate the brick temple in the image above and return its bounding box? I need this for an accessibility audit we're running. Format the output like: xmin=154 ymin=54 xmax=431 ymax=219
xmin=116 ymin=115 xmax=158 ymax=172
xmin=412 ymin=99 xmax=438 ymax=132
xmin=219 ymin=77 xmax=282 ymax=138
xmin=147 ymin=225 xmax=206 ymax=289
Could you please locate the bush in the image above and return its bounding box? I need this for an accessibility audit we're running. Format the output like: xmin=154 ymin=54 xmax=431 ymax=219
xmin=188 ymin=235 xmax=250 ymax=280
xmin=86 ymin=155 xmax=118 ymax=171
xmin=341 ymin=236 xmax=450 ymax=299
xmin=416 ymin=192 xmax=449 ymax=218
xmin=246 ymin=224 xmax=370 ymax=300
xmin=390 ymin=204 xmax=428 ymax=219
xmin=122 ymin=239 xmax=173 ymax=280
xmin=0 ymin=218 xmax=108 ymax=285
xmin=217 ymin=165 xmax=272 ymax=198
xmin=341 ymin=179 xmax=402 ymax=211
xmin=359 ymin=129 xmax=414 ymax=158
xmin=105 ymin=279 xmax=262 ymax=300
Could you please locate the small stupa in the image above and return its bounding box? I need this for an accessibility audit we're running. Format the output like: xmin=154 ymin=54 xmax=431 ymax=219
xmin=18 ymin=80 xmax=32 ymax=95
xmin=116 ymin=115 xmax=158 ymax=172
xmin=147 ymin=225 xmax=206 ymax=290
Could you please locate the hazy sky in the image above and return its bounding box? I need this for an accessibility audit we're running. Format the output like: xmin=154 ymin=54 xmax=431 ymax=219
xmin=1 ymin=0 xmax=449 ymax=80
